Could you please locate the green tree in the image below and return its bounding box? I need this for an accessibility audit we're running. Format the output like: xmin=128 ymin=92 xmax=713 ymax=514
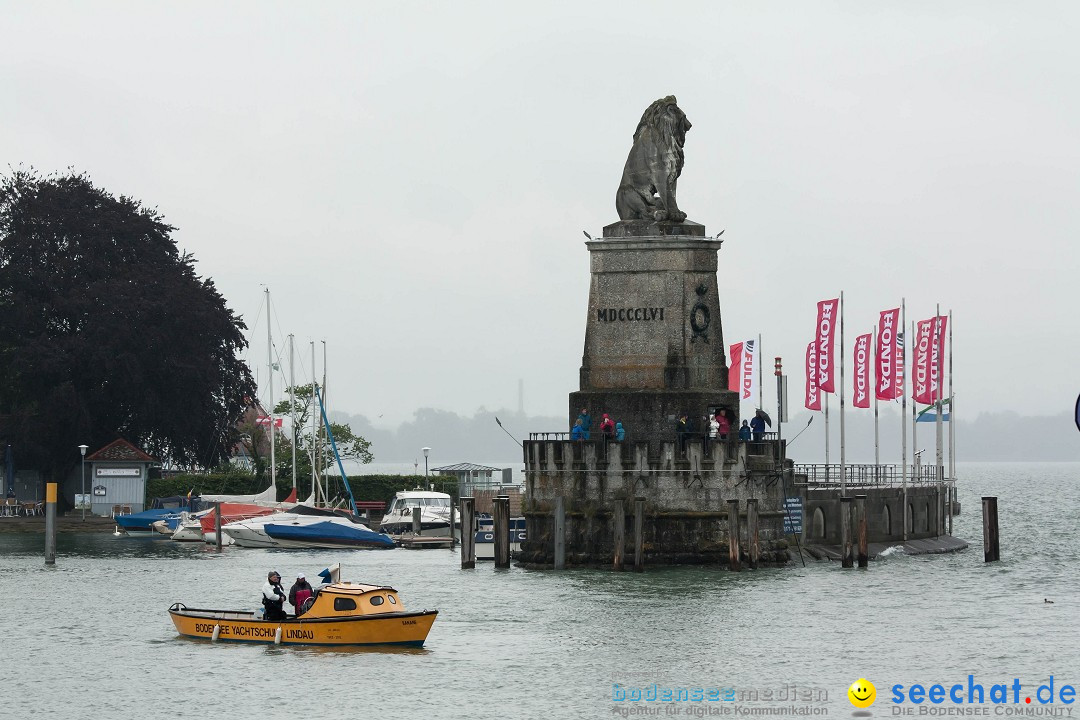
xmin=0 ymin=170 xmax=256 ymax=493
xmin=272 ymin=383 xmax=373 ymax=492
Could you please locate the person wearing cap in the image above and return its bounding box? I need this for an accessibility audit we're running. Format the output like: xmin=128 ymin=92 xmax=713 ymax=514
xmin=289 ymin=573 xmax=314 ymax=616
xmin=261 ymin=570 xmax=287 ymax=621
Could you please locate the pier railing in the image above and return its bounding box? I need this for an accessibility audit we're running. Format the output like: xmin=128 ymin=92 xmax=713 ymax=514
xmin=794 ymin=463 xmax=941 ymax=489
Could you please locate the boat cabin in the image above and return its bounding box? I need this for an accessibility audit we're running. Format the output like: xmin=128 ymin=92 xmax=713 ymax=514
xmin=385 ymin=491 xmax=451 ymax=515
xmin=300 ymin=582 xmax=404 ymax=619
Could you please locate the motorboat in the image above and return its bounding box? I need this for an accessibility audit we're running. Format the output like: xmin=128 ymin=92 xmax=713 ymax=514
xmin=474 ymin=514 xmax=527 ymax=560
xmin=113 ymin=495 xmax=198 ymax=536
xmin=379 ymin=490 xmax=452 ymax=537
xmin=262 ymin=515 xmax=396 ymax=549
xmin=198 ymin=503 xmax=279 ymax=543
xmin=168 ymin=581 xmax=436 ymax=647
xmin=171 ymin=510 xmax=213 ymax=542
xmin=222 ymin=505 xmax=352 ymax=548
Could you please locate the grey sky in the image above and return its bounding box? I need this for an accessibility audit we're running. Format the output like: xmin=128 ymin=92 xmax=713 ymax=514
xmin=4 ymin=2 xmax=1078 ymax=429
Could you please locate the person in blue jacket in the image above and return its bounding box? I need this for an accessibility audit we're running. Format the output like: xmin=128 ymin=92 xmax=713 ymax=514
xmin=571 ymin=418 xmax=585 ymax=441
xmin=750 ymin=410 xmax=767 ymax=441
xmin=615 ymin=422 xmax=626 ymax=442
xmin=577 ymin=408 xmax=592 ymax=439
xmin=738 ymin=419 xmax=751 ymax=441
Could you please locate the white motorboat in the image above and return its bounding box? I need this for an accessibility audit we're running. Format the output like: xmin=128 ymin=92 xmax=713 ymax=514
xmin=171 ymin=510 xmax=213 ymax=542
xmin=379 ymin=490 xmax=453 ymax=537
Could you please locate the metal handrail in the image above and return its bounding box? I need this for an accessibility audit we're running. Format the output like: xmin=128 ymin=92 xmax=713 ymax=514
xmin=794 ymin=463 xmax=941 ymax=488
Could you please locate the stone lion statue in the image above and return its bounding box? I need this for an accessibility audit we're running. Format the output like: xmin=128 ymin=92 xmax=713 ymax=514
xmin=615 ymin=95 xmax=692 ymax=223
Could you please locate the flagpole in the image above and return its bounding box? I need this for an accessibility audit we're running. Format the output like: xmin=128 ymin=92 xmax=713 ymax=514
xmin=935 ymin=304 xmax=944 ymax=536
xmin=873 ymin=324 xmax=879 ymax=481
xmin=311 ymin=342 xmax=319 ymax=505
xmin=901 ymin=298 xmax=908 ymax=541
xmin=839 ymin=291 xmax=846 ymax=497
xmin=911 ymin=319 xmax=917 ymax=491
xmin=948 ymin=309 xmax=954 ymax=535
xmin=758 ymin=333 xmax=763 ymax=413
xmin=266 ymin=288 xmax=276 ymax=492
xmin=824 ymin=391 xmax=830 ymax=483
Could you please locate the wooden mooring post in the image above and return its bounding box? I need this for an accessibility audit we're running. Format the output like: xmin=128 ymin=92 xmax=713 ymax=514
xmin=214 ymin=501 xmax=223 ymax=549
xmin=840 ymin=496 xmax=853 ymax=568
xmin=746 ymin=499 xmax=760 ymax=569
xmin=612 ymin=500 xmax=625 ymax=571
xmin=494 ymin=495 xmax=510 ymax=568
xmin=412 ymin=506 xmax=422 ymax=536
xmin=459 ymin=497 xmax=475 ymax=569
xmin=44 ymin=482 xmax=57 ymax=565
xmin=855 ymin=494 xmax=868 ymax=569
xmin=553 ymin=495 xmax=566 ymax=570
xmin=633 ymin=497 xmax=645 ymax=572
xmin=982 ymin=496 xmax=1000 ymax=562
xmin=449 ymin=502 xmax=456 ymax=547
xmin=727 ymin=499 xmax=741 ymax=571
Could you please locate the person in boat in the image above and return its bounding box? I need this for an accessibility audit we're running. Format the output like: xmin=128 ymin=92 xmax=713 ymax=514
xmin=289 ymin=573 xmax=314 ymax=616
xmin=262 ymin=570 xmax=288 ymax=621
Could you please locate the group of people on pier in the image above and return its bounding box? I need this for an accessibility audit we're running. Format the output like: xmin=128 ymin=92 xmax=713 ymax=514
xmin=571 ymin=408 xmax=625 ymax=442
xmin=678 ymin=408 xmax=768 ymax=451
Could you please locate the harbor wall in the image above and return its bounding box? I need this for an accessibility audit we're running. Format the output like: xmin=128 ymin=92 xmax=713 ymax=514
xmin=799 ymin=484 xmax=945 ymax=545
xmin=520 ymin=438 xmax=792 ymax=567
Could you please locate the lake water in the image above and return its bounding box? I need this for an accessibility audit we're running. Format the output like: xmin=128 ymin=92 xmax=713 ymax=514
xmin=2 ymin=462 xmax=1077 ymax=718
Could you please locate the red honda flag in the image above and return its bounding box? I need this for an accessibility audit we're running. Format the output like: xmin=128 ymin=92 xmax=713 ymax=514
xmin=728 ymin=342 xmax=743 ymax=392
xmin=913 ymin=318 xmax=934 ymax=404
xmin=853 ymin=333 xmax=871 ymax=408
xmin=805 ymin=341 xmax=821 ymax=411
xmin=814 ymin=298 xmax=839 ymax=393
xmin=929 ymin=315 xmax=948 ymax=403
xmin=875 ymin=308 xmax=900 ymax=401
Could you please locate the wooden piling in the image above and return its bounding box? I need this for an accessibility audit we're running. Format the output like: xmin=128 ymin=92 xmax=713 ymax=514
xmin=855 ymin=494 xmax=868 ymax=568
xmin=982 ymin=496 xmax=999 ymax=562
xmin=727 ymin=499 xmax=741 ymax=571
xmin=633 ymin=497 xmax=645 ymax=572
xmin=449 ymin=502 xmax=456 ymax=547
xmin=412 ymin=506 xmax=422 ymax=536
xmin=494 ymin=495 xmax=510 ymax=568
xmin=746 ymin=498 xmax=760 ymax=569
xmin=460 ymin=496 xmax=475 ymax=569
xmin=44 ymin=482 xmax=57 ymax=565
xmin=553 ymin=496 xmax=566 ymax=570
xmin=840 ymin=496 xmax=853 ymax=568
xmin=612 ymin=500 xmax=625 ymax=572
xmin=214 ymin=501 xmax=223 ymax=549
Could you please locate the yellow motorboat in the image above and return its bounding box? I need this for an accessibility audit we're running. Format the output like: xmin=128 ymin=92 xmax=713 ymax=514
xmin=168 ymin=582 xmax=437 ymax=647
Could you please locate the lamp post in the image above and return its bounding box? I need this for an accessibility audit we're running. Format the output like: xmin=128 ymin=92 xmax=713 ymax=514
xmin=422 ymin=447 xmax=430 ymax=477
xmin=78 ymin=444 xmax=88 ymax=520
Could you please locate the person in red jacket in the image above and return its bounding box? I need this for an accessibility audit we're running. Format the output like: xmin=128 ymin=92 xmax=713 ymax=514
xmin=599 ymin=413 xmax=616 ymax=439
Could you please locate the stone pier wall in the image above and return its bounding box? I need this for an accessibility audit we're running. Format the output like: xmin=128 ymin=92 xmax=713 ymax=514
xmin=520 ymin=438 xmax=792 ymax=567
xmin=799 ymin=484 xmax=946 ymax=546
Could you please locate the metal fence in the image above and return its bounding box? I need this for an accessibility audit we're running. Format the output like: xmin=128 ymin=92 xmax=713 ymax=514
xmin=794 ymin=463 xmax=942 ymax=489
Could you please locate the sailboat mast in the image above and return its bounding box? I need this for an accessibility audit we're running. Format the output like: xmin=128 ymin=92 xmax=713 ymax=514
xmin=266 ymin=288 xmax=276 ymax=491
xmin=310 ymin=341 xmax=319 ymax=505
xmin=289 ymin=333 xmax=296 ymax=493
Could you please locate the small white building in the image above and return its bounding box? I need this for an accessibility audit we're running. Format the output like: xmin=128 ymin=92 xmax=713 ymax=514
xmin=84 ymin=439 xmax=158 ymax=516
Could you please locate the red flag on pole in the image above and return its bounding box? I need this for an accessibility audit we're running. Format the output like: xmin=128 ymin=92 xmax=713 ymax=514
xmin=728 ymin=342 xmax=743 ymax=392
xmin=853 ymin=333 xmax=871 ymax=408
xmin=256 ymin=416 xmax=283 ymax=428
xmin=929 ymin=315 xmax=948 ymax=403
xmin=875 ymin=308 xmax=900 ymax=401
xmin=913 ymin=318 xmax=934 ymax=404
xmin=815 ymin=298 xmax=839 ymax=393
xmin=805 ymin=341 xmax=821 ymax=411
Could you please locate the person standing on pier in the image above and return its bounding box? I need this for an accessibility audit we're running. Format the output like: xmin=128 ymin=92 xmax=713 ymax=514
xmin=577 ymin=408 xmax=592 ymax=439
xmin=750 ymin=410 xmax=767 ymax=441
xmin=571 ymin=418 xmax=585 ymax=441
xmin=738 ymin=419 xmax=751 ymax=441
xmin=600 ymin=413 xmax=615 ymax=440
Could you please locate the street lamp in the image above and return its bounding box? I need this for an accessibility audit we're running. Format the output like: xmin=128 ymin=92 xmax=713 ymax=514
xmin=78 ymin=444 xmax=88 ymax=520
xmin=422 ymin=447 xmax=430 ymax=477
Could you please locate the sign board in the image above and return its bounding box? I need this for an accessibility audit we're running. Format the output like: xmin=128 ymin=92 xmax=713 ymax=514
xmin=74 ymin=494 xmax=92 ymax=510
xmin=96 ymin=467 xmax=140 ymax=477
xmin=93 ymin=485 xmax=107 ymax=497
xmin=782 ymin=497 xmax=803 ymax=535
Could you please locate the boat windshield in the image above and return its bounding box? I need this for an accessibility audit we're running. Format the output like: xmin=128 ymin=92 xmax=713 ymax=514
xmin=394 ymin=497 xmax=450 ymax=510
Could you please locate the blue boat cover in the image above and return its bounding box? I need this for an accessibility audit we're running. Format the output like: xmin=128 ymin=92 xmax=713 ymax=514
xmin=263 ymin=521 xmax=395 ymax=548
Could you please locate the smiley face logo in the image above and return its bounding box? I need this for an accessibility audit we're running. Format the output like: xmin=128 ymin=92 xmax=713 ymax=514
xmin=848 ymin=678 xmax=876 ymax=708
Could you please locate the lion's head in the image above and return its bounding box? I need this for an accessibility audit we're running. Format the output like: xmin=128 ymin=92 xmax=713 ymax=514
xmin=633 ymin=95 xmax=692 ymax=149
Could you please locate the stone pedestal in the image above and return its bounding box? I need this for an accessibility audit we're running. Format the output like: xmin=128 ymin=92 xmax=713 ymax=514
xmin=569 ymin=220 xmax=738 ymax=441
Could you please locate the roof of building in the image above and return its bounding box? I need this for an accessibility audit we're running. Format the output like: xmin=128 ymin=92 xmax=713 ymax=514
xmin=85 ymin=438 xmax=158 ymax=463
xmin=430 ymin=462 xmax=504 ymax=473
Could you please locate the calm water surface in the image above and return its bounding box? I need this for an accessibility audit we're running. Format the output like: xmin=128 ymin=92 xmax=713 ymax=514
xmin=2 ymin=462 xmax=1077 ymax=719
